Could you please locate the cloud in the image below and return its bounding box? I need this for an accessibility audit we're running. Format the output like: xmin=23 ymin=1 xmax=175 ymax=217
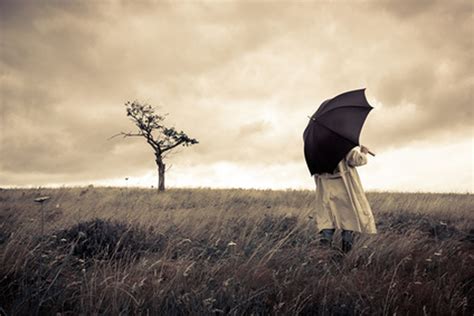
xmin=0 ymin=0 xmax=472 ymax=191
xmin=238 ymin=120 xmax=273 ymax=137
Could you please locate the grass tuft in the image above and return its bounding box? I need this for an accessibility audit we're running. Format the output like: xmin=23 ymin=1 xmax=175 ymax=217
xmin=0 ymin=188 xmax=472 ymax=315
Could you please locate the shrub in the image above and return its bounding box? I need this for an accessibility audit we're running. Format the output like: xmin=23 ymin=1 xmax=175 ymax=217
xmin=55 ymin=218 xmax=166 ymax=260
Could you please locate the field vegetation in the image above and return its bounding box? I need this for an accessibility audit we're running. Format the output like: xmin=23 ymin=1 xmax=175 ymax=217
xmin=0 ymin=188 xmax=473 ymax=315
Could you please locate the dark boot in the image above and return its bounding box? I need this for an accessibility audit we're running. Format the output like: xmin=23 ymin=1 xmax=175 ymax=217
xmin=319 ymin=228 xmax=335 ymax=247
xmin=341 ymin=230 xmax=353 ymax=253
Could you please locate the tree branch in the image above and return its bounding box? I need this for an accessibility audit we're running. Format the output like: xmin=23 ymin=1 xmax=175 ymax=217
xmin=108 ymin=132 xmax=144 ymax=140
xmin=161 ymin=139 xmax=185 ymax=153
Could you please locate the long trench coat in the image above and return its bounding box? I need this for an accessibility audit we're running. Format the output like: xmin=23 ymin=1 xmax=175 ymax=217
xmin=313 ymin=146 xmax=377 ymax=234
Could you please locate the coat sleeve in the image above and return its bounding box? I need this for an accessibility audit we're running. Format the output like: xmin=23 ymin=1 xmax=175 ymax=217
xmin=346 ymin=147 xmax=367 ymax=167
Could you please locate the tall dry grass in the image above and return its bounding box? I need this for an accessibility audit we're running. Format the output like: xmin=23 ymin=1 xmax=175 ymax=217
xmin=0 ymin=187 xmax=473 ymax=315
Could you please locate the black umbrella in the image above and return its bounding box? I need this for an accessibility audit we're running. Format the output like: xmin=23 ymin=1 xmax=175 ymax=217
xmin=303 ymin=88 xmax=374 ymax=176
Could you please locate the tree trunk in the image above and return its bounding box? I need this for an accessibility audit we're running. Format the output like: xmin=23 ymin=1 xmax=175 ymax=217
xmin=156 ymin=157 xmax=165 ymax=192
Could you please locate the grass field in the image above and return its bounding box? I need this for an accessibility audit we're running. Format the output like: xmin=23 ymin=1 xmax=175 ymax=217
xmin=0 ymin=187 xmax=473 ymax=315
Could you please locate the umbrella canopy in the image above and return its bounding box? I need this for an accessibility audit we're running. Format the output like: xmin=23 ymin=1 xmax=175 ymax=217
xmin=303 ymin=88 xmax=373 ymax=175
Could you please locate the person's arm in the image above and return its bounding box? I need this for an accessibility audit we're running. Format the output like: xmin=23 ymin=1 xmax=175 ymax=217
xmin=346 ymin=146 xmax=368 ymax=167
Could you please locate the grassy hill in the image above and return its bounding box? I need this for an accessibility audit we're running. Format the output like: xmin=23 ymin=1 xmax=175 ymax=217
xmin=0 ymin=188 xmax=473 ymax=315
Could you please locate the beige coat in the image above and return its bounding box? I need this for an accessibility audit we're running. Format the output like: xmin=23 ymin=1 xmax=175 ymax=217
xmin=313 ymin=146 xmax=377 ymax=234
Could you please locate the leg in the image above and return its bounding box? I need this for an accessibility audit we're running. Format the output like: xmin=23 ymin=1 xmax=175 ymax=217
xmin=341 ymin=229 xmax=354 ymax=253
xmin=319 ymin=228 xmax=335 ymax=247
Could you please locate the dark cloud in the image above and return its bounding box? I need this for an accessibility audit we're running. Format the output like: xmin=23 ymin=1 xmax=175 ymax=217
xmin=365 ymin=0 xmax=473 ymax=148
xmin=0 ymin=0 xmax=472 ymax=187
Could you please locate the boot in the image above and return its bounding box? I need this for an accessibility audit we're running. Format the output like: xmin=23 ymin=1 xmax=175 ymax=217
xmin=342 ymin=240 xmax=352 ymax=253
xmin=341 ymin=230 xmax=353 ymax=253
xmin=319 ymin=228 xmax=335 ymax=248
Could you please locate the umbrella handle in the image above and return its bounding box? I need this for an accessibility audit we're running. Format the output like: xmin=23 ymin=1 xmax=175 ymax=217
xmin=361 ymin=145 xmax=376 ymax=157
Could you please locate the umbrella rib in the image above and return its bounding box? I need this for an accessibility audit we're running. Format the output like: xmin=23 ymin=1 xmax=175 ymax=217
xmin=315 ymin=105 xmax=373 ymax=119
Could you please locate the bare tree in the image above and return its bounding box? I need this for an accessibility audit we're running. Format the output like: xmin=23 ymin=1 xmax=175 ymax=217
xmin=112 ymin=101 xmax=198 ymax=192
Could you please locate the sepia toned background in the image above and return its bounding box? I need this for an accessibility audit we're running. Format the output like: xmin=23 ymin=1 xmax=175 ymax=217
xmin=1 ymin=0 xmax=472 ymax=192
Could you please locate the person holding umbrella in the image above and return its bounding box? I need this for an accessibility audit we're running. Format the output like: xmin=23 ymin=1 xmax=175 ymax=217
xmin=303 ymin=89 xmax=378 ymax=253
xmin=314 ymin=144 xmax=377 ymax=252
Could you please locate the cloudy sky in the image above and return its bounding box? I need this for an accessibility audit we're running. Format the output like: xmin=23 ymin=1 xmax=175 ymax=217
xmin=1 ymin=0 xmax=472 ymax=192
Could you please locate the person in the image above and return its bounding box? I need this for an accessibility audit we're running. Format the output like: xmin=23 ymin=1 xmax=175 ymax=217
xmin=313 ymin=145 xmax=377 ymax=253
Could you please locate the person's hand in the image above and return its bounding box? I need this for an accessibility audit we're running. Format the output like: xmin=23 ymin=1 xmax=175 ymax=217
xmin=360 ymin=145 xmax=369 ymax=154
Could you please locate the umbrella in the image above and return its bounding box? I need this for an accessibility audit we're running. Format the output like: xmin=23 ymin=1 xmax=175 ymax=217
xmin=303 ymin=88 xmax=374 ymax=176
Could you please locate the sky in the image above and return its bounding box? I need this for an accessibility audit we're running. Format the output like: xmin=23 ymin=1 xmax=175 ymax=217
xmin=0 ymin=0 xmax=473 ymax=193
